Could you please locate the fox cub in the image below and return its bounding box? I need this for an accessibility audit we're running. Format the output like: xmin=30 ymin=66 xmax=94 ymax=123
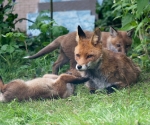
xmin=74 ymin=26 xmax=140 ymax=92
xmin=0 ymin=69 xmax=88 ymax=102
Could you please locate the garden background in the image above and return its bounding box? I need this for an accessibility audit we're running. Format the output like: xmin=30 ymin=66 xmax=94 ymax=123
xmin=0 ymin=0 xmax=150 ymax=124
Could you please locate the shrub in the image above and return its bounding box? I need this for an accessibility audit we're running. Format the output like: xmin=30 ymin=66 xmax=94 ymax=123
xmin=112 ymin=0 xmax=150 ymax=71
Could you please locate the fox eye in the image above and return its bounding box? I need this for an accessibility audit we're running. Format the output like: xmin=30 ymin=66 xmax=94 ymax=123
xmin=76 ymin=54 xmax=80 ymax=57
xmin=87 ymin=55 xmax=93 ymax=59
xmin=126 ymin=45 xmax=131 ymax=48
xmin=116 ymin=44 xmax=121 ymax=47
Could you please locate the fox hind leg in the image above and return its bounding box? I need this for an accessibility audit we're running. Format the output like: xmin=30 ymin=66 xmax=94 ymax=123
xmin=52 ymin=50 xmax=69 ymax=74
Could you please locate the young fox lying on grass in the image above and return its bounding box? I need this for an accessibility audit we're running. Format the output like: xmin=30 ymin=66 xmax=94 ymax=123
xmin=24 ymin=27 xmax=134 ymax=74
xmin=74 ymin=26 xmax=140 ymax=93
xmin=0 ymin=69 xmax=89 ymax=102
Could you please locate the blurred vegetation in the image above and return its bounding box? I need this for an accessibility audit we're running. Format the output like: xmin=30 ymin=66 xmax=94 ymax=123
xmin=0 ymin=1 xmax=149 ymax=124
xmin=0 ymin=0 xmax=68 ymax=80
xmin=96 ymin=0 xmax=122 ymax=31
xmin=27 ymin=10 xmax=69 ymax=53
xmin=96 ymin=0 xmax=150 ymax=71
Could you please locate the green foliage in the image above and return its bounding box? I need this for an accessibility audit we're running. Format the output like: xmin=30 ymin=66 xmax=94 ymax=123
xmin=0 ymin=1 xmax=149 ymax=124
xmin=0 ymin=2 xmax=69 ymax=73
xmin=96 ymin=0 xmax=150 ymax=71
xmin=28 ymin=11 xmax=69 ymax=52
xmin=0 ymin=0 xmax=18 ymax=34
xmin=96 ymin=0 xmax=122 ymax=31
xmin=0 ymin=32 xmax=27 ymax=54
xmin=112 ymin=0 xmax=150 ymax=71
xmin=0 ymin=0 xmax=28 ymax=66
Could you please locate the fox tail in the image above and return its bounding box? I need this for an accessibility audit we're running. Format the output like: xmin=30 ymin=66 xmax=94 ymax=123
xmin=24 ymin=37 xmax=61 ymax=59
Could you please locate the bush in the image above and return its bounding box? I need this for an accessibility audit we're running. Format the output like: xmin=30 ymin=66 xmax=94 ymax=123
xmin=28 ymin=11 xmax=69 ymax=52
xmin=0 ymin=1 xmax=69 ymax=77
xmin=96 ymin=0 xmax=122 ymax=31
xmin=112 ymin=0 xmax=150 ymax=71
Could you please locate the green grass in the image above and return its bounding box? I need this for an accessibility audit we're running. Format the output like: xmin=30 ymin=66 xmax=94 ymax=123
xmin=0 ymin=55 xmax=150 ymax=125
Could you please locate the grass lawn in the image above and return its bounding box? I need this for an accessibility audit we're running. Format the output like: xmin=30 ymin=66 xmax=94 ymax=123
xmin=0 ymin=57 xmax=150 ymax=125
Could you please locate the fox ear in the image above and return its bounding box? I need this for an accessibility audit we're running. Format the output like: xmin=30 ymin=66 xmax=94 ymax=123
xmin=127 ymin=29 xmax=134 ymax=37
xmin=0 ymin=76 xmax=3 ymax=83
xmin=0 ymin=75 xmax=4 ymax=90
xmin=91 ymin=27 xmax=101 ymax=46
xmin=109 ymin=26 xmax=118 ymax=37
xmin=76 ymin=25 xmax=86 ymax=42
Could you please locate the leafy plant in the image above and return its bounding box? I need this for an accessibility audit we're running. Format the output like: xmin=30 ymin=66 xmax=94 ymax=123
xmin=112 ymin=0 xmax=150 ymax=71
xmin=0 ymin=32 xmax=27 ymax=66
xmin=0 ymin=1 xmax=69 ymax=74
xmin=28 ymin=11 xmax=69 ymax=52
xmin=0 ymin=0 xmax=18 ymax=35
xmin=96 ymin=0 xmax=122 ymax=31
xmin=0 ymin=0 xmax=28 ymax=66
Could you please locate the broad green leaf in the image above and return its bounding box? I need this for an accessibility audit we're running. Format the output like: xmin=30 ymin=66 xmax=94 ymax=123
xmin=137 ymin=0 xmax=149 ymax=16
xmin=1 ymin=44 xmax=8 ymax=51
xmin=131 ymin=53 xmax=138 ymax=58
xmin=40 ymin=24 xmax=48 ymax=33
xmin=4 ymin=8 xmax=12 ymax=13
xmin=121 ymin=21 xmax=137 ymax=31
xmin=125 ymin=4 xmax=137 ymax=12
xmin=52 ymin=26 xmax=68 ymax=37
xmin=6 ymin=45 xmax=15 ymax=53
xmin=5 ymin=32 xmax=13 ymax=37
xmin=122 ymin=14 xmax=134 ymax=27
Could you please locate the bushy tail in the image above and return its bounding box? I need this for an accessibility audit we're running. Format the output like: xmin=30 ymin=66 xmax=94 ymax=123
xmin=24 ymin=37 xmax=61 ymax=59
xmin=0 ymin=76 xmax=4 ymax=92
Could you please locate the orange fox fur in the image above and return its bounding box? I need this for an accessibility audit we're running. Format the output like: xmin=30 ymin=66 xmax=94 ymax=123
xmin=74 ymin=26 xmax=140 ymax=92
xmin=24 ymin=27 xmax=134 ymax=74
xmin=0 ymin=69 xmax=88 ymax=102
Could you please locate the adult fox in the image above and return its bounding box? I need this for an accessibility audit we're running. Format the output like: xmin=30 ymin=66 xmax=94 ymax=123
xmin=24 ymin=27 xmax=134 ymax=74
xmin=74 ymin=26 xmax=140 ymax=92
xmin=0 ymin=69 xmax=88 ymax=102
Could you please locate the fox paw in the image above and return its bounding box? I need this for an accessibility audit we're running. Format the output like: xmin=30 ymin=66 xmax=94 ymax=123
xmin=106 ymin=85 xmax=118 ymax=94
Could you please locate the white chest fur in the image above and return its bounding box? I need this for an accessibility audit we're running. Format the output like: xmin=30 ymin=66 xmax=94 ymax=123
xmin=81 ymin=70 xmax=112 ymax=90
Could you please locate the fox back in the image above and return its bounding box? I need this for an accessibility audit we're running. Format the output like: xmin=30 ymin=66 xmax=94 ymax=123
xmin=74 ymin=26 xmax=140 ymax=91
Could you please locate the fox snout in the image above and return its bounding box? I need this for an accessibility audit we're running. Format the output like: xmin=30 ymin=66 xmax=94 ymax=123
xmin=76 ymin=64 xmax=88 ymax=71
xmin=77 ymin=65 xmax=82 ymax=70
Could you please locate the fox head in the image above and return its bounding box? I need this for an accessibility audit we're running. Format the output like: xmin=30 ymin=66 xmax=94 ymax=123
xmin=107 ymin=27 xmax=134 ymax=54
xmin=75 ymin=26 xmax=103 ymax=71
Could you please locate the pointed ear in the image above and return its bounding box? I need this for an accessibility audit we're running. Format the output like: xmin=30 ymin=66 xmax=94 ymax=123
xmin=76 ymin=25 xmax=86 ymax=42
xmin=0 ymin=75 xmax=4 ymax=90
xmin=109 ymin=26 xmax=118 ymax=37
xmin=127 ymin=29 xmax=134 ymax=37
xmin=0 ymin=76 xmax=3 ymax=83
xmin=91 ymin=27 xmax=101 ymax=46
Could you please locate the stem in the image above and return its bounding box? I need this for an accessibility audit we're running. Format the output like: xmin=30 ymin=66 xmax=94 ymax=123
xmin=50 ymin=0 xmax=53 ymax=40
xmin=24 ymin=41 xmax=28 ymax=53
xmin=0 ymin=55 xmax=10 ymax=66
xmin=14 ymin=18 xmax=35 ymax=25
xmin=0 ymin=30 xmax=1 ymax=46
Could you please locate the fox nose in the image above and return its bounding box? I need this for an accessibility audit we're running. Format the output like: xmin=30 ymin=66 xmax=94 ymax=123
xmin=77 ymin=65 xmax=82 ymax=70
